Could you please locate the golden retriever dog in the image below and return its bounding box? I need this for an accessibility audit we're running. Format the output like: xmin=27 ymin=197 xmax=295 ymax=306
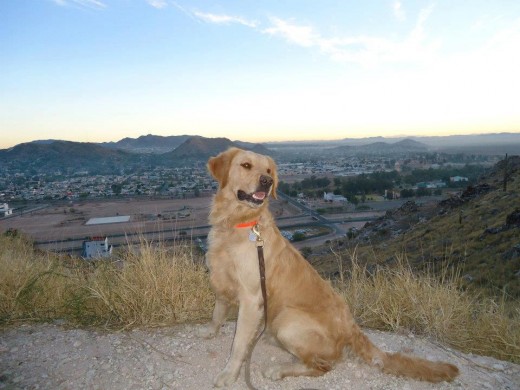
xmin=200 ymin=147 xmax=459 ymax=387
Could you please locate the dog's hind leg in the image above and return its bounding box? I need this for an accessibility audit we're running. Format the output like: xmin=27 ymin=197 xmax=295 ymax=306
xmin=266 ymin=315 xmax=338 ymax=380
xmin=197 ymin=297 xmax=231 ymax=339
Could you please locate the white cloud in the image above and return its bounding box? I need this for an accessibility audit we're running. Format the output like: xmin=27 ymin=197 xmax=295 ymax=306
xmin=263 ymin=17 xmax=318 ymax=47
xmin=145 ymin=0 xmax=168 ymax=9
xmin=408 ymin=4 xmax=435 ymax=44
xmin=193 ymin=11 xmax=258 ymax=28
xmin=171 ymin=1 xmax=198 ymax=21
xmin=263 ymin=6 xmax=438 ymax=67
xmin=52 ymin=0 xmax=106 ymax=9
xmin=393 ymin=1 xmax=406 ymax=21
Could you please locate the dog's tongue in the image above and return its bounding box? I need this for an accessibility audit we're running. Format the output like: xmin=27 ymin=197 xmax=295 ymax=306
xmin=252 ymin=192 xmax=266 ymax=200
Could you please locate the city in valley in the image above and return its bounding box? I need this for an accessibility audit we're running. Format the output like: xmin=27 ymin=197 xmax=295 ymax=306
xmin=0 ymin=134 xmax=514 ymax=258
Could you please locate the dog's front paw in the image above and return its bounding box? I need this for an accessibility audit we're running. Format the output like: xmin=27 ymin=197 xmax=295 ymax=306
xmin=213 ymin=368 xmax=239 ymax=387
xmin=262 ymin=366 xmax=283 ymax=381
xmin=197 ymin=323 xmax=218 ymax=339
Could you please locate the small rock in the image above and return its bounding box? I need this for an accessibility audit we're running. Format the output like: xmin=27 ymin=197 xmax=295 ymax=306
xmin=493 ymin=363 xmax=506 ymax=371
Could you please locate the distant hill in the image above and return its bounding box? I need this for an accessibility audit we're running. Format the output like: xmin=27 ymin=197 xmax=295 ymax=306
xmin=332 ymin=138 xmax=428 ymax=155
xmin=0 ymin=141 xmax=140 ymax=175
xmin=233 ymin=140 xmax=272 ymax=155
xmin=0 ymin=136 xmax=274 ymax=174
xmin=30 ymin=139 xmax=62 ymax=145
xmin=166 ymin=136 xmax=235 ymax=159
xmin=164 ymin=136 xmax=272 ymax=161
xmin=412 ymin=132 xmax=520 ymax=149
xmin=100 ymin=134 xmax=190 ymax=154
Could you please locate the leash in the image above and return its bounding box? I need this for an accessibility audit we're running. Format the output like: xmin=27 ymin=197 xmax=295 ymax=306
xmin=240 ymin=223 xmax=321 ymax=390
xmin=244 ymin=223 xmax=268 ymax=390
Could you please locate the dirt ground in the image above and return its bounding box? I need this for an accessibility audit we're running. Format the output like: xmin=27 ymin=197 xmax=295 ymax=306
xmin=1 ymin=321 xmax=518 ymax=390
xmin=0 ymin=198 xmax=212 ymax=242
xmin=0 ymin=197 xmax=326 ymax=242
xmin=0 ymin=196 xmax=385 ymax=254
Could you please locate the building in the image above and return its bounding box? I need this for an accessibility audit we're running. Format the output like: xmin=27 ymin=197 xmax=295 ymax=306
xmin=323 ymin=192 xmax=348 ymax=202
xmin=416 ymin=180 xmax=447 ymax=189
xmin=384 ymin=189 xmax=401 ymax=199
xmin=82 ymin=236 xmax=113 ymax=259
xmin=0 ymin=203 xmax=13 ymax=217
xmin=450 ymin=176 xmax=469 ymax=182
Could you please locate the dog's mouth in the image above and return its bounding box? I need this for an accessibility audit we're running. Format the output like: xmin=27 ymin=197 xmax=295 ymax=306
xmin=237 ymin=190 xmax=267 ymax=205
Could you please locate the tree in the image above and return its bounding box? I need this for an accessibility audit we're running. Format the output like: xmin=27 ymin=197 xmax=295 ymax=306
xmin=416 ymin=188 xmax=431 ymax=197
xmin=292 ymin=232 xmax=305 ymax=241
xmin=111 ymin=183 xmax=122 ymax=195
xmin=400 ymin=189 xmax=415 ymax=198
xmin=346 ymin=194 xmax=359 ymax=205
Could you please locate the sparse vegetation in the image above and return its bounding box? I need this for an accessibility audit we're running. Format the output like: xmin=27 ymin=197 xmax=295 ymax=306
xmin=1 ymin=233 xmax=518 ymax=363
xmin=0 ymin=234 xmax=213 ymax=328
xmin=335 ymin=250 xmax=520 ymax=363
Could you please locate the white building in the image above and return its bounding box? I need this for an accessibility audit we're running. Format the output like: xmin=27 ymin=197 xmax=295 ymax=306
xmin=450 ymin=176 xmax=469 ymax=182
xmin=323 ymin=192 xmax=348 ymax=202
xmin=0 ymin=203 xmax=13 ymax=217
xmin=82 ymin=237 xmax=113 ymax=259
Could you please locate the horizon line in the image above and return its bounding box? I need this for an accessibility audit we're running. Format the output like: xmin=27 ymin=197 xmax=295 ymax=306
xmin=2 ymin=130 xmax=520 ymax=149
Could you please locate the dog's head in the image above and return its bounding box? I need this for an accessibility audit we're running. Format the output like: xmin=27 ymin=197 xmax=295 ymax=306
xmin=208 ymin=147 xmax=278 ymax=208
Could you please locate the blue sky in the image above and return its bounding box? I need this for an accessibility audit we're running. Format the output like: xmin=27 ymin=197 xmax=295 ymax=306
xmin=1 ymin=1 xmax=520 ymax=148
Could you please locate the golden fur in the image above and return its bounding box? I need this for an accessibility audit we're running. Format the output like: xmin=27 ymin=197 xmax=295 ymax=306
xmin=200 ymin=147 xmax=459 ymax=387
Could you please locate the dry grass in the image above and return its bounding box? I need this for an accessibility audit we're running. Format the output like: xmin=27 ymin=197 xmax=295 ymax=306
xmin=335 ymin=248 xmax=520 ymax=363
xmin=84 ymin=239 xmax=214 ymax=328
xmin=1 ymin=234 xmax=518 ymax=363
xmin=0 ymin=234 xmax=214 ymax=328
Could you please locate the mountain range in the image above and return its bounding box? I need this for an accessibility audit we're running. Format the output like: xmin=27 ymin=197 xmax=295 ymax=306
xmin=331 ymin=138 xmax=428 ymax=155
xmin=101 ymin=134 xmax=191 ymax=154
xmin=1 ymin=133 xmax=519 ymax=175
xmin=0 ymin=136 xmax=272 ymax=174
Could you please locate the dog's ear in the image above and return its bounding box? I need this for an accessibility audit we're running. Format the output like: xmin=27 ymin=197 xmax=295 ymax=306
xmin=267 ymin=156 xmax=278 ymax=199
xmin=208 ymin=148 xmax=241 ymax=189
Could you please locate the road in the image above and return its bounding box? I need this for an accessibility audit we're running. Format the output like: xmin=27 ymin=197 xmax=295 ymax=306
xmin=277 ymin=192 xmax=348 ymax=236
xmin=28 ymin=194 xmax=442 ymax=254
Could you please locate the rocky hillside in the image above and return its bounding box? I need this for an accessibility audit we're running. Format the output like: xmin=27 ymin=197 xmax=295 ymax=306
xmin=163 ymin=136 xmax=271 ymax=160
xmin=0 ymin=141 xmax=140 ymax=175
xmin=0 ymin=136 xmax=273 ymax=174
xmin=313 ymin=156 xmax=520 ymax=297
xmin=101 ymin=134 xmax=190 ymax=154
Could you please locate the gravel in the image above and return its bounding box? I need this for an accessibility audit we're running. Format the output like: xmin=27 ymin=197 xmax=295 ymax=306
xmin=1 ymin=322 xmax=519 ymax=390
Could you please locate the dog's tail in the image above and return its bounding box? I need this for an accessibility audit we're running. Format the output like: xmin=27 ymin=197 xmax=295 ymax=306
xmin=345 ymin=323 xmax=459 ymax=383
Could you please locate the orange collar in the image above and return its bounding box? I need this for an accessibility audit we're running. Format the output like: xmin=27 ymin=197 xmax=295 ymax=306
xmin=235 ymin=220 xmax=257 ymax=228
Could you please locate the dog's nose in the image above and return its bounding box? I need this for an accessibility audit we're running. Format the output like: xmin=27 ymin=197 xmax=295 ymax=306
xmin=260 ymin=175 xmax=273 ymax=187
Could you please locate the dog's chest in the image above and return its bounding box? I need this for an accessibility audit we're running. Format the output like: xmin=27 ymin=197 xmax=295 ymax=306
xmin=209 ymin=228 xmax=258 ymax=263
xmin=207 ymin=228 xmax=261 ymax=293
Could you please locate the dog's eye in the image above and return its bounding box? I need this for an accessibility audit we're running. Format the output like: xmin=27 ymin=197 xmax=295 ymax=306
xmin=241 ymin=162 xmax=252 ymax=170
xmin=267 ymin=168 xmax=271 ymax=174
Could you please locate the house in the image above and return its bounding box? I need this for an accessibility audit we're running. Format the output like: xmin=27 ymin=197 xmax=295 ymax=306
xmin=384 ymin=189 xmax=401 ymax=199
xmin=82 ymin=236 xmax=112 ymax=259
xmin=0 ymin=203 xmax=13 ymax=217
xmin=323 ymin=192 xmax=348 ymax=202
xmin=450 ymin=176 xmax=469 ymax=182
xmin=416 ymin=181 xmax=446 ymax=189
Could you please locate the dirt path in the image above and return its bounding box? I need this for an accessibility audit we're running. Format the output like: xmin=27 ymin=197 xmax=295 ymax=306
xmin=1 ymin=322 xmax=518 ymax=390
